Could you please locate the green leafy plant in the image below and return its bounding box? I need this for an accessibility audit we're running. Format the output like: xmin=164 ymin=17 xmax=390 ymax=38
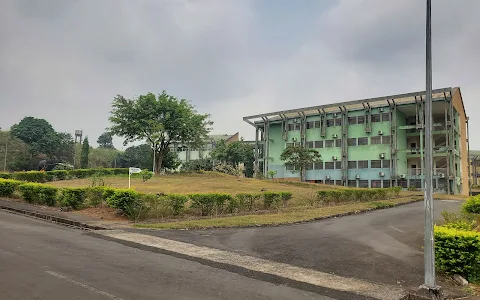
xmin=279 ymin=192 xmax=293 ymax=207
xmin=463 ymin=195 xmax=480 ymax=214
xmin=189 ymin=193 xmax=233 ymax=216
xmin=0 ymin=179 xmax=22 ymax=197
xmin=166 ymin=194 xmax=188 ymax=216
xmin=106 ymin=189 xmax=140 ymax=212
xmin=267 ymin=170 xmax=277 ymax=180
xmin=235 ymin=193 xmax=261 ymax=211
xmin=263 ymin=191 xmax=281 ymax=209
xmin=140 ymin=169 xmax=153 ymax=182
xmin=17 ymin=183 xmax=58 ymax=206
xmin=60 ymin=188 xmax=86 ymax=209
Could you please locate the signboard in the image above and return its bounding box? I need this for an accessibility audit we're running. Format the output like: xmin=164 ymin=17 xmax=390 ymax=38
xmin=129 ymin=167 xmax=142 ymax=175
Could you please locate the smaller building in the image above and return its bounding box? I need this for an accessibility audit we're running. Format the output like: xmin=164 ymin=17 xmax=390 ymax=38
xmin=172 ymin=133 xmax=239 ymax=164
xmin=469 ymin=150 xmax=480 ymax=186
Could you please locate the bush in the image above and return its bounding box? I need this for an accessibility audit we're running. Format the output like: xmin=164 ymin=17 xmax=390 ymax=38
xmin=18 ymin=183 xmax=58 ymax=206
xmin=140 ymin=169 xmax=153 ymax=182
xmin=235 ymin=193 xmax=261 ymax=211
xmin=263 ymin=191 xmax=281 ymax=209
xmin=84 ymin=186 xmax=114 ymax=207
xmin=189 ymin=193 xmax=233 ymax=216
xmin=49 ymin=170 xmax=69 ymax=181
xmin=435 ymin=226 xmax=480 ymax=282
xmin=106 ymin=189 xmax=140 ymax=211
xmin=165 ymin=194 xmax=188 ymax=216
xmin=279 ymin=192 xmax=293 ymax=207
xmin=14 ymin=171 xmax=47 ymax=183
xmin=463 ymin=196 xmax=480 ymax=214
xmin=318 ymin=188 xmax=396 ymax=205
xmin=0 ymin=173 xmax=13 ymax=179
xmin=60 ymin=188 xmax=86 ymax=209
xmin=0 ymin=179 xmax=22 ymax=197
xmin=391 ymin=186 xmax=402 ymax=196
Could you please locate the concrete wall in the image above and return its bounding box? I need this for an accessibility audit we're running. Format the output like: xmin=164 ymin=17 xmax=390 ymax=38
xmin=452 ymin=88 xmax=469 ymax=196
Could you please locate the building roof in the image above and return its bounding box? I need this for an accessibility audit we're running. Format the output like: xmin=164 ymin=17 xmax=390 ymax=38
xmin=207 ymin=133 xmax=238 ymax=142
xmin=470 ymin=150 xmax=480 ymax=157
xmin=243 ymin=87 xmax=460 ymax=126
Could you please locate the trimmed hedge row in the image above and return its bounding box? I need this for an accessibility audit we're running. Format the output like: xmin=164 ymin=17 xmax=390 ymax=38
xmin=0 ymin=168 xmax=130 ymax=183
xmin=434 ymin=226 xmax=480 ymax=283
xmin=317 ymin=187 xmax=401 ymax=204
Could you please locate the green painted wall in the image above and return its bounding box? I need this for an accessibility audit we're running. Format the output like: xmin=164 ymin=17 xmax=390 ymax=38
xmin=396 ymin=111 xmax=408 ymax=175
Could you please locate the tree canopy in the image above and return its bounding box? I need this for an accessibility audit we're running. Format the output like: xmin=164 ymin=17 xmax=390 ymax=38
xmin=80 ymin=137 xmax=90 ymax=169
xmin=108 ymin=91 xmax=212 ymax=173
xmin=116 ymin=144 xmax=181 ymax=171
xmin=280 ymin=145 xmax=321 ymax=181
xmin=97 ymin=132 xmax=115 ymax=149
xmin=210 ymin=139 xmax=254 ymax=177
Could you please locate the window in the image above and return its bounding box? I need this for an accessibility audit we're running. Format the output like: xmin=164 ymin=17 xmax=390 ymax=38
xmin=382 ymin=160 xmax=391 ymax=168
xmin=371 ymin=136 xmax=382 ymax=145
xmin=286 ymin=165 xmax=294 ymax=171
xmin=306 ymin=121 xmax=314 ymax=129
xmin=286 ymin=143 xmax=293 ymax=147
xmin=288 ymin=124 xmax=294 ymax=131
xmin=371 ymin=180 xmax=382 ymax=188
xmin=314 ymin=162 xmax=323 ymax=170
xmin=293 ymin=142 xmax=300 ymax=147
xmin=335 ymin=118 xmax=342 ymax=126
xmin=314 ymin=140 xmax=323 ymax=148
xmin=383 ymin=180 xmax=391 ymax=188
xmin=357 ymin=116 xmax=365 ymax=124
xmin=335 ymin=180 xmax=343 ymax=186
xmin=306 ymin=141 xmax=314 ymax=149
xmin=358 ymin=160 xmax=368 ymax=168
xmin=315 ymin=180 xmax=324 ymax=184
xmin=294 ymin=123 xmax=301 ymax=131
xmin=325 ymin=140 xmax=334 ymax=148
xmin=335 ymin=161 xmax=342 ymax=169
xmin=348 ymin=161 xmax=357 ymax=169
xmin=325 ymin=180 xmax=334 ymax=185
xmin=348 ymin=180 xmax=357 ymax=187
xmin=348 ymin=138 xmax=357 ymax=146
xmin=314 ymin=120 xmax=321 ymax=128
xmin=358 ymin=180 xmax=369 ymax=188
xmin=371 ymin=160 xmax=382 ymax=168
xmin=410 ymin=179 xmax=422 ymax=189
xmin=326 ymin=119 xmax=334 ymax=127
xmin=348 ymin=116 xmax=357 ymax=125
xmin=381 ymin=113 xmax=390 ymax=122
xmin=358 ymin=137 xmax=368 ymax=145
xmin=371 ymin=114 xmax=381 ymax=123
xmin=398 ymin=179 xmax=408 ymax=188
xmin=335 ymin=139 xmax=342 ymax=148
xmin=325 ymin=162 xmax=335 ymax=169
xmin=306 ymin=163 xmax=314 ymax=170
xmin=382 ymin=135 xmax=391 ymax=144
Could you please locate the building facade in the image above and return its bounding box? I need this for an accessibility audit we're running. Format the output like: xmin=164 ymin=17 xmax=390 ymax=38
xmin=244 ymin=87 xmax=469 ymax=195
xmin=172 ymin=133 xmax=239 ymax=164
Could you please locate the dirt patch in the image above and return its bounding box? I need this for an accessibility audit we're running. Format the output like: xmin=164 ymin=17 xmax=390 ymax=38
xmin=74 ymin=207 xmax=127 ymax=222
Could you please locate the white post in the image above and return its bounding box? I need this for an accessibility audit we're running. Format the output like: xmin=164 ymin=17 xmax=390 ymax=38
xmin=129 ymin=172 xmax=131 ymax=189
xmin=153 ymin=148 xmax=156 ymax=175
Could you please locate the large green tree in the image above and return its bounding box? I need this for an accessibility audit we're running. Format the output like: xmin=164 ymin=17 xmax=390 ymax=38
xmin=97 ymin=132 xmax=115 ymax=149
xmin=116 ymin=144 xmax=181 ymax=171
xmin=10 ymin=117 xmax=58 ymax=157
xmin=80 ymin=137 xmax=90 ymax=169
xmin=210 ymin=139 xmax=254 ymax=177
xmin=280 ymin=145 xmax=321 ymax=182
xmin=108 ymin=91 xmax=212 ymax=174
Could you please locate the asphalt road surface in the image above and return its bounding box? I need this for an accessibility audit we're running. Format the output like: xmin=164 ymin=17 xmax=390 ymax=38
xmin=0 ymin=211 xmax=332 ymax=300
xmin=131 ymin=200 xmax=462 ymax=289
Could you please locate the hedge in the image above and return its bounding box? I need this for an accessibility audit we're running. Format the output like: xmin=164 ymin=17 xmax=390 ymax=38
xmin=189 ymin=193 xmax=233 ymax=216
xmin=106 ymin=189 xmax=140 ymax=211
xmin=60 ymin=188 xmax=87 ymax=209
xmin=0 ymin=179 xmax=22 ymax=197
xmin=317 ymin=187 xmax=399 ymax=205
xmin=434 ymin=226 xmax=480 ymax=283
xmin=463 ymin=195 xmax=480 ymax=214
xmin=0 ymin=168 xmax=130 ymax=183
xmin=17 ymin=183 xmax=58 ymax=206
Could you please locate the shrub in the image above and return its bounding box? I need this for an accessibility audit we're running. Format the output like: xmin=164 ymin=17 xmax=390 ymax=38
xmin=0 ymin=179 xmax=22 ymax=197
xmin=18 ymin=183 xmax=58 ymax=206
xmin=49 ymin=170 xmax=69 ymax=181
xmin=463 ymin=196 xmax=480 ymax=214
xmin=106 ymin=189 xmax=140 ymax=211
xmin=14 ymin=171 xmax=47 ymax=183
xmin=140 ymin=169 xmax=153 ymax=182
xmin=279 ymin=192 xmax=293 ymax=207
xmin=213 ymin=163 xmax=240 ymax=176
xmin=189 ymin=193 xmax=233 ymax=216
xmin=391 ymin=186 xmax=402 ymax=196
xmin=165 ymin=194 xmax=188 ymax=216
xmin=84 ymin=186 xmax=114 ymax=207
xmin=60 ymin=188 xmax=86 ymax=209
xmin=235 ymin=193 xmax=260 ymax=211
xmin=263 ymin=191 xmax=281 ymax=209
xmin=318 ymin=188 xmax=394 ymax=205
xmin=435 ymin=226 xmax=480 ymax=282
xmin=0 ymin=173 xmax=13 ymax=179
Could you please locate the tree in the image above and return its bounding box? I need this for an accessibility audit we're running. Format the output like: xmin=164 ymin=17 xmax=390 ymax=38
xmin=80 ymin=137 xmax=90 ymax=168
xmin=108 ymin=91 xmax=212 ymax=174
xmin=210 ymin=139 xmax=255 ymax=177
xmin=54 ymin=132 xmax=75 ymax=162
xmin=10 ymin=117 xmax=58 ymax=157
xmin=162 ymin=148 xmax=181 ymax=170
xmin=280 ymin=145 xmax=321 ymax=182
xmin=97 ymin=132 xmax=115 ymax=149
xmin=116 ymin=144 xmax=152 ymax=170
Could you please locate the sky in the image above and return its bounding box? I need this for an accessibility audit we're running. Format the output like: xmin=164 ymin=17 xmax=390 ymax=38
xmin=1 ymin=0 xmax=479 ymax=150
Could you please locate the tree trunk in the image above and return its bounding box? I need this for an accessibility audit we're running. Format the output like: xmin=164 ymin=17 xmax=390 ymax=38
xmin=154 ymin=150 xmax=164 ymax=175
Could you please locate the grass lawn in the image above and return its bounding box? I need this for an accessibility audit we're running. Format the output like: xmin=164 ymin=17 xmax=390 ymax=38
xmin=134 ymin=196 xmax=422 ymax=229
xmin=49 ymin=172 xmax=348 ymax=206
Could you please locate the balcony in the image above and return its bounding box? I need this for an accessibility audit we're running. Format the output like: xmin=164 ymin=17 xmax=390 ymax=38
xmin=406 ymin=168 xmax=447 ymax=177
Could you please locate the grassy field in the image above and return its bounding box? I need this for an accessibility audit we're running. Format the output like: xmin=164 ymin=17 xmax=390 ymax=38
xmin=49 ymin=172 xmax=347 ymax=206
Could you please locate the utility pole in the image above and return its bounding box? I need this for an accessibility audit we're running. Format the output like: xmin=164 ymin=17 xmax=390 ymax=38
xmin=423 ymin=0 xmax=437 ymax=292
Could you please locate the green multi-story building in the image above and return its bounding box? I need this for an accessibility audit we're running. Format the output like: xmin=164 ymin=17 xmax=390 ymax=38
xmin=244 ymin=87 xmax=469 ymax=195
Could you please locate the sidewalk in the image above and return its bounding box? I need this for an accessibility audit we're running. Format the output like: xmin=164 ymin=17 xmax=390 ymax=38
xmin=0 ymin=198 xmax=127 ymax=230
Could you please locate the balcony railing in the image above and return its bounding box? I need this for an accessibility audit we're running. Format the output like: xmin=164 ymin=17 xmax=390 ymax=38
xmin=407 ymin=168 xmax=447 ymax=176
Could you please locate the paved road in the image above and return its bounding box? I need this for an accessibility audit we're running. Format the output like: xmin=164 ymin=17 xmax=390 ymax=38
xmin=131 ymin=200 xmax=462 ymax=289
xmin=0 ymin=211 xmax=331 ymax=300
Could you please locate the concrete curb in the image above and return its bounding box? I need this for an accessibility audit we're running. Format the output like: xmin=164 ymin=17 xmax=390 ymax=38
xmin=0 ymin=205 xmax=107 ymax=230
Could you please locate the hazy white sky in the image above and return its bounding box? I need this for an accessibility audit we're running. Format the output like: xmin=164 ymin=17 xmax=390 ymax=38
xmin=1 ymin=0 xmax=479 ymax=149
